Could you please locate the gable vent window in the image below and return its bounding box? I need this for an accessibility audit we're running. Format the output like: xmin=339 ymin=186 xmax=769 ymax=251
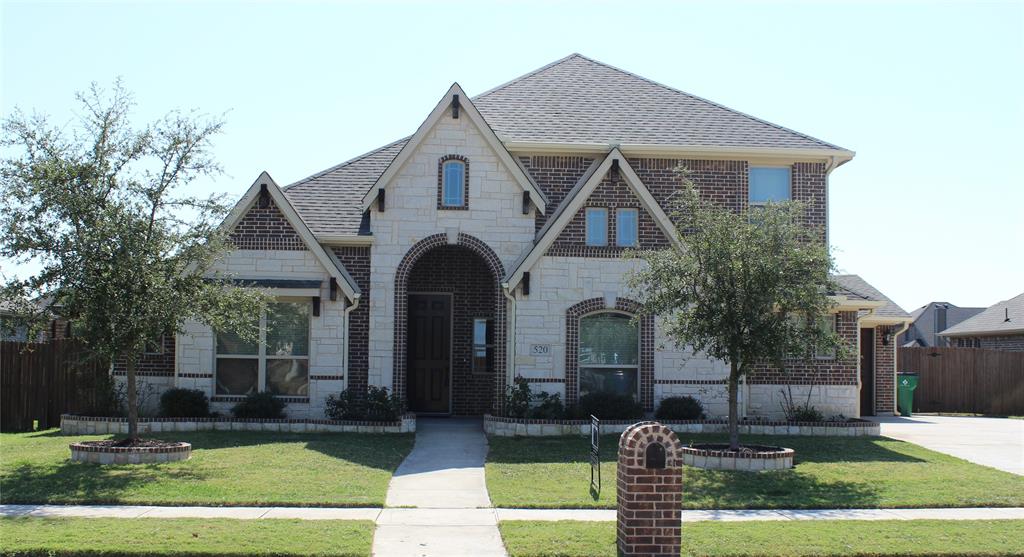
xmin=749 ymin=167 xmax=792 ymax=206
xmin=616 ymin=208 xmax=639 ymax=247
xmin=585 ymin=207 xmax=608 ymax=246
xmin=438 ymin=156 xmax=468 ymax=209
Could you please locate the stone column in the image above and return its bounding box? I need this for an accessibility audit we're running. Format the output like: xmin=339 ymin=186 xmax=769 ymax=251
xmin=616 ymin=421 xmax=684 ymax=557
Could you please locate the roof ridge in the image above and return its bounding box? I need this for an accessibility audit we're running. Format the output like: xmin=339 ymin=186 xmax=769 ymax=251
xmin=560 ymin=54 xmax=847 ymax=152
xmin=473 ymin=53 xmax=584 ymax=100
xmin=283 ymin=136 xmax=410 ymax=191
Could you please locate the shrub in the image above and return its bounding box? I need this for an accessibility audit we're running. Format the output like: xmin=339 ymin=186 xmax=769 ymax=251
xmin=573 ymin=392 xmax=643 ymax=420
xmin=325 ymin=386 xmax=402 ymax=421
xmin=503 ymin=377 xmax=532 ymax=418
xmin=503 ymin=377 xmax=567 ymax=419
xmin=159 ymin=388 xmax=210 ymax=418
xmin=231 ymin=391 xmax=286 ymax=419
xmin=786 ymin=404 xmax=824 ymax=422
xmin=529 ymin=392 xmax=565 ymax=419
xmin=655 ymin=396 xmax=705 ymax=420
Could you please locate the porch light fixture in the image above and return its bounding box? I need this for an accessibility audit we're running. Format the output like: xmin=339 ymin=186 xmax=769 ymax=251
xmin=882 ymin=329 xmax=893 ymax=346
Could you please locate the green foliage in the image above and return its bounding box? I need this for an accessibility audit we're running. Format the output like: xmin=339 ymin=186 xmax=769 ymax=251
xmin=324 ymin=386 xmax=403 ymax=422
xmin=780 ymin=386 xmax=825 ymax=422
xmin=0 ymin=81 xmax=268 ymax=437
xmin=655 ymin=396 xmax=705 ymax=420
xmin=158 ymin=388 xmax=210 ymax=418
xmin=231 ymin=392 xmax=286 ymax=419
xmin=503 ymin=377 xmax=566 ymax=419
xmin=628 ymin=176 xmax=842 ymax=447
xmin=572 ymin=392 xmax=643 ymax=420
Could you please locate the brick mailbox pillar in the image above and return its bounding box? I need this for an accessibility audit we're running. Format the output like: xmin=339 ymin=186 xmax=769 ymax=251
xmin=616 ymin=421 xmax=684 ymax=557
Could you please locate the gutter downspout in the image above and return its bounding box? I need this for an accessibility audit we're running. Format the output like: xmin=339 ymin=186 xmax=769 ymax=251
xmin=342 ymin=294 xmax=360 ymax=388
xmin=502 ymin=285 xmax=517 ymax=397
xmin=890 ymin=320 xmax=912 ymax=416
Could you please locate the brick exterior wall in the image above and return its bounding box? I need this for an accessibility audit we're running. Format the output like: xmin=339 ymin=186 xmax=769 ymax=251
xmin=548 ymin=174 xmax=672 ymax=257
xmin=616 ymin=422 xmax=684 ymax=557
xmin=875 ymin=325 xmax=896 ymax=414
xmin=393 ymin=233 xmax=506 ymax=416
xmin=630 ymin=158 xmax=748 ymax=214
xmin=565 ymin=297 xmax=655 ymax=411
xmin=436 ymin=154 xmax=470 ymax=210
xmin=792 ymin=162 xmax=828 ymax=242
xmin=747 ymin=311 xmax=859 ymax=385
xmin=518 ymin=155 xmax=597 ymax=231
xmin=113 ymin=334 xmax=175 ymax=377
xmin=976 ymin=335 xmax=1024 ymax=351
xmin=407 ymin=244 xmax=496 ymax=415
xmin=228 ymin=197 xmax=307 ymax=250
xmin=332 ymin=246 xmax=370 ymax=394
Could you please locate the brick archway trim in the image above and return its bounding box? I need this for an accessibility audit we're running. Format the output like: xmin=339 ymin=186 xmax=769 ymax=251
xmin=393 ymin=232 xmax=506 ymax=413
xmin=566 ymin=297 xmax=655 ymax=411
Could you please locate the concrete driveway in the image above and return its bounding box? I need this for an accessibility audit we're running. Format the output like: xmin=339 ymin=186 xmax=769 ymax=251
xmin=872 ymin=415 xmax=1024 ymax=475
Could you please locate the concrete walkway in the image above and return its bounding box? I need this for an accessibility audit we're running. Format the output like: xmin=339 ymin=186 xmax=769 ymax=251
xmin=872 ymin=415 xmax=1024 ymax=475
xmin=373 ymin=417 xmax=506 ymax=557
xmin=4 ymin=504 xmax=1024 ymax=523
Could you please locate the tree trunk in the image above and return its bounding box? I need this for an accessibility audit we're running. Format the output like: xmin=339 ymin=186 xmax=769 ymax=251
xmin=126 ymin=357 xmax=139 ymax=440
xmin=728 ymin=361 xmax=740 ymax=451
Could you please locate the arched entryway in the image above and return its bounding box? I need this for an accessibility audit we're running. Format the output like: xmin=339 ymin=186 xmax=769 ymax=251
xmin=393 ymin=233 xmax=505 ymax=415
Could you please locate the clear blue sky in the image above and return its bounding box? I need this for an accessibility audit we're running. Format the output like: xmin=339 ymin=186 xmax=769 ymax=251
xmin=2 ymin=1 xmax=1021 ymax=313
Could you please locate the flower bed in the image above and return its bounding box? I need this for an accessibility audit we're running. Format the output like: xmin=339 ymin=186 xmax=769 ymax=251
xmin=69 ymin=440 xmax=192 ymax=464
xmin=61 ymin=413 xmax=416 ymax=435
xmin=483 ymin=415 xmax=878 ymax=437
xmin=680 ymin=443 xmax=795 ymax=471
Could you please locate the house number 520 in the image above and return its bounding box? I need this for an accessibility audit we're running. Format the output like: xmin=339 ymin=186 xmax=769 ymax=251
xmin=530 ymin=344 xmax=551 ymax=355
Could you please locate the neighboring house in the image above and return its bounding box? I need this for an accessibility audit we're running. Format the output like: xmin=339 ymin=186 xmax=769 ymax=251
xmin=125 ymin=54 xmax=911 ymax=419
xmin=939 ymin=292 xmax=1024 ymax=351
xmin=0 ymin=299 xmax=69 ymax=343
xmin=900 ymin=302 xmax=985 ymax=348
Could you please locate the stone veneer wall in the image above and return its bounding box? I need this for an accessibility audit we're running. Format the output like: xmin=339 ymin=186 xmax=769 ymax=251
xmin=61 ymin=414 xmax=416 ymax=435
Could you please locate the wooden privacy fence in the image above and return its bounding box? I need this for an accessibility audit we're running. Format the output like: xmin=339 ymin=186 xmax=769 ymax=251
xmin=897 ymin=347 xmax=1024 ymax=415
xmin=1 ymin=339 xmax=111 ymax=432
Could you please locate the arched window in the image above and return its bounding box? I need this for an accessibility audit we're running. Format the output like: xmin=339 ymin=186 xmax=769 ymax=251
xmin=439 ymin=157 xmax=467 ymax=208
xmin=578 ymin=312 xmax=638 ymax=399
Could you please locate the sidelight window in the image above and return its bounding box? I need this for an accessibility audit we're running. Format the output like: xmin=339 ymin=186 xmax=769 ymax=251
xmin=578 ymin=312 xmax=638 ymax=400
xmin=472 ymin=318 xmax=494 ymax=375
xmin=215 ymin=301 xmax=310 ymax=396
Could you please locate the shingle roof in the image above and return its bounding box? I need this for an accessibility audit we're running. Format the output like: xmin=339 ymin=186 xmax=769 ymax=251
xmin=283 ymin=54 xmax=850 ymax=236
xmin=832 ymin=275 xmax=910 ymax=320
xmin=474 ymin=54 xmax=848 ymax=150
xmin=283 ymin=138 xmax=408 ymax=236
xmin=940 ymin=292 xmax=1024 ymax=337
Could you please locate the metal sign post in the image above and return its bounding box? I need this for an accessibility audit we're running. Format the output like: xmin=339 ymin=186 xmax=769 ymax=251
xmin=590 ymin=415 xmax=600 ymax=496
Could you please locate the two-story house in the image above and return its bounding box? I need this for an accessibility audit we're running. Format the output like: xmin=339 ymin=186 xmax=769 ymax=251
xmin=123 ymin=54 xmax=911 ymax=420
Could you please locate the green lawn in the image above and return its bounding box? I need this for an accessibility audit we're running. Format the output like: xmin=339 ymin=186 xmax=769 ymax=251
xmin=0 ymin=517 xmax=373 ymax=556
xmin=0 ymin=429 xmax=413 ymax=506
xmin=499 ymin=519 xmax=1024 ymax=557
xmin=486 ymin=434 xmax=1024 ymax=509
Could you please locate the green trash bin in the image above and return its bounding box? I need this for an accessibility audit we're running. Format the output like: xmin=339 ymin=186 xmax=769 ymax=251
xmin=897 ymin=372 xmax=919 ymax=417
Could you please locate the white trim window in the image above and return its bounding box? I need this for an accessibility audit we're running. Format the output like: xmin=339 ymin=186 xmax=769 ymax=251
xmin=215 ymin=301 xmax=311 ymax=396
xmin=442 ymin=159 xmax=466 ymax=207
xmin=815 ymin=314 xmax=838 ymax=360
xmin=585 ymin=207 xmax=608 ymax=246
xmin=749 ymin=166 xmax=792 ymax=206
xmin=579 ymin=312 xmax=639 ymax=400
xmin=616 ymin=208 xmax=639 ymax=247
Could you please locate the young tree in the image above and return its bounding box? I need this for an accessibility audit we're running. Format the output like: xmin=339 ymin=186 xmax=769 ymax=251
xmin=0 ymin=81 xmax=266 ymax=441
xmin=628 ymin=180 xmax=843 ymax=450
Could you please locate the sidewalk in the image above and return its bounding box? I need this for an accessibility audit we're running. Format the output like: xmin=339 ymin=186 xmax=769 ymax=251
xmin=4 ymin=504 xmax=1023 ymax=522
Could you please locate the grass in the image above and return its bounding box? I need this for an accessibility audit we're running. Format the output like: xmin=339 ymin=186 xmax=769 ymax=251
xmin=499 ymin=519 xmax=1024 ymax=557
xmin=486 ymin=434 xmax=1024 ymax=509
xmin=0 ymin=429 xmax=413 ymax=507
xmin=0 ymin=517 xmax=373 ymax=556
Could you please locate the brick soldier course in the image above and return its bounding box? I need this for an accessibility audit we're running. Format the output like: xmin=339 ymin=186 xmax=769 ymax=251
xmin=616 ymin=421 xmax=684 ymax=557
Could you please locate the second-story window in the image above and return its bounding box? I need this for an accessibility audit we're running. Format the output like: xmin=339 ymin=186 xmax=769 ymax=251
xmin=749 ymin=167 xmax=791 ymax=206
xmin=616 ymin=208 xmax=638 ymax=247
xmin=585 ymin=207 xmax=608 ymax=246
xmin=440 ymin=158 xmax=466 ymax=208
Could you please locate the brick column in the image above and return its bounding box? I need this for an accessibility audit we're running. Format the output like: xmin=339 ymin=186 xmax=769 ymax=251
xmin=616 ymin=421 xmax=684 ymax=557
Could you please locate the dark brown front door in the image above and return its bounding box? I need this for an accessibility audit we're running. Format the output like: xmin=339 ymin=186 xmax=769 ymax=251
xmin=408 ymin=294 xmax=451 ymax=413
xmin=860 ymin=328 xmax=875 ymax=416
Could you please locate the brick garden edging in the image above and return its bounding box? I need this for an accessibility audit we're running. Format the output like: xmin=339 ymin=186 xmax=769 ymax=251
xmin=69 ymin=441 xmax=192 ymax=464
xmin=483 ymin=415 xmax=879 ymax=437
xmin=60 ymin=414 xmax=416 ymax=435
xmin=680 ymin=444 xmax=795 ymax=471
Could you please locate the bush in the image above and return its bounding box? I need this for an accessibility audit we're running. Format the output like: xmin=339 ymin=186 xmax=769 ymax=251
xmin=503 ymin=377 xmax=531 ymax=418
xmin=786 ymin=404 xmax=824 ymax=422
xmin=502 ymin=377 xmax=567 ymax=419
xmin=529 ymin=391 xmax=566 ymax=420
xmin=159 ymin=388 xmax=210 ymax=418
xmin=655 ymin=396 xmax=705 ymax=420
xmin=573 ymin=392 xmax=643 ymax=420
xmin=231 ymin=391 xmax=286 ymax=419
xmin=325 ymin=386 xmax=403 ymax=421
